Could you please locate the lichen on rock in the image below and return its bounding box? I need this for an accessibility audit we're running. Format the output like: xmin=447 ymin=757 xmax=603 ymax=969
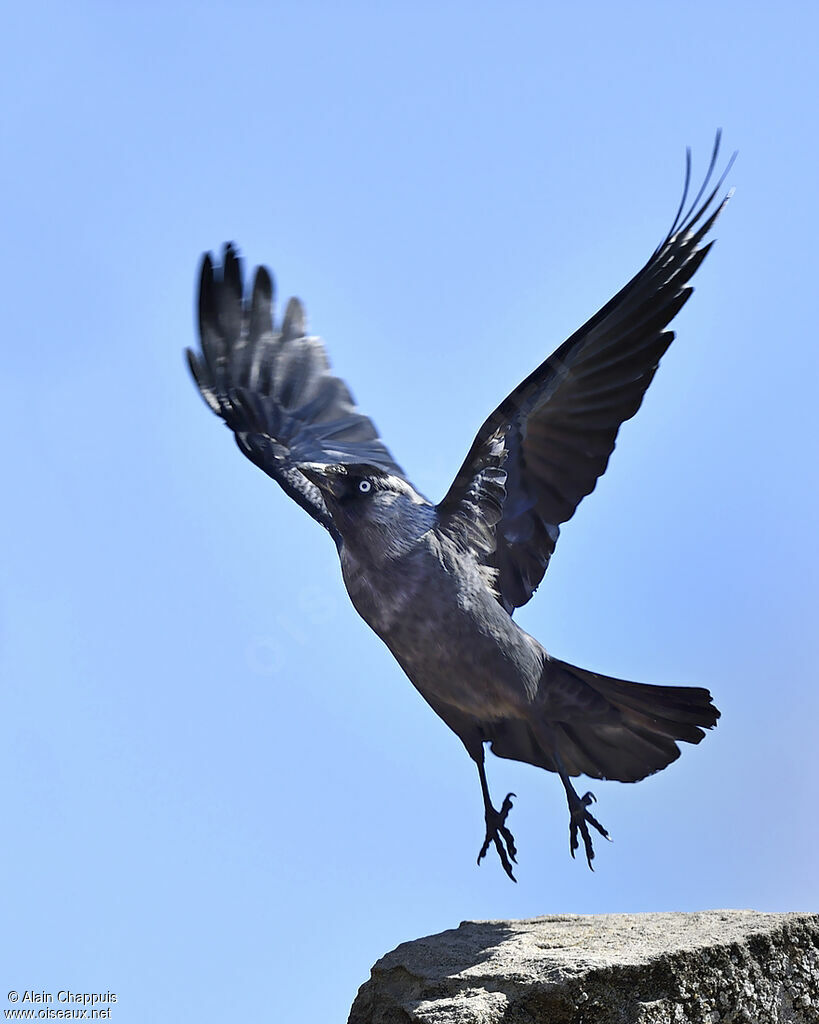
xmin=348 ymin=911 xmax=819 ymax=1023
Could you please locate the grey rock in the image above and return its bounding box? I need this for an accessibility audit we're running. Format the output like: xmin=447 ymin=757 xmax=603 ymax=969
xmin=348 ymin=911 xmax=819 ymax=1024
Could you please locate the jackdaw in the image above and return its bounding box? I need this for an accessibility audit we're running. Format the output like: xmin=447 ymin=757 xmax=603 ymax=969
xmin=187 ymin=137 xmax=731 ymax=880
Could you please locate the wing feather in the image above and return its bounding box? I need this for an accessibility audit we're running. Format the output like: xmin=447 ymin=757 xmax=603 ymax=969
xmin=187 ymin=244 xmax=406 ymax=536
xmin=438 ymin=135 xmax=735 ymax=612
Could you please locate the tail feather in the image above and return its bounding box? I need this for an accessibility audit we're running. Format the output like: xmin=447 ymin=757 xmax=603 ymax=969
xmin=588 ymin=674 xmax=718 ymax=728
xmin=557 ymin=717 xmax=681 ymax=781
xmin=488 ymin=657 xmax=720 ymax=783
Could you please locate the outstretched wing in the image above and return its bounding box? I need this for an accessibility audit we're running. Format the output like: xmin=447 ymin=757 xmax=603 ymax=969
xmin=187 ymin=244 xmax=407 ymax=536
xmin=437 ymin=134 xmax=735 ymax=612
xmin=436 ymin=428 xmax=509 ymax=558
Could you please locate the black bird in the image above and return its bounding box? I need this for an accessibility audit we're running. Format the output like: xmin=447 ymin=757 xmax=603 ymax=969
xmin=187 ymin=138 xmax=730 ymax=880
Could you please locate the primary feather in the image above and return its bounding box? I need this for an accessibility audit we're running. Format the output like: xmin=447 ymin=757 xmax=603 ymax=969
xmin=187 ymin=245 xmax=406 ymax=537
xmin=437 ymin=132 xmax=734 ymax=611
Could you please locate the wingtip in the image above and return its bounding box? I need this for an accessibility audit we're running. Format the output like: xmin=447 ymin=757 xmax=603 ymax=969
xmin=185 ymin=346 xmax=207 ymax=380
xmin=197 ymin=253 xmax=216 ymax=337
xmin=252 ymin=264 xmax=275 ymax=311
xmin=198 ymin=250 xmax=214 ymax=292
xmin=663 ymin=132 xmax=736 ymax=247
xmin=223 ymin=242 xmax=243 ymax=299
xmin=282 ymin=296 xmax=306 ymax=341
xmin=185 ymin=348 xmax=222 ymax=414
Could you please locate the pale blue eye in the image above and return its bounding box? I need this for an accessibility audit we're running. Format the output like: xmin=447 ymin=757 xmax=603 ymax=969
xmin=358 ymin=480 xmax=372 ymax=493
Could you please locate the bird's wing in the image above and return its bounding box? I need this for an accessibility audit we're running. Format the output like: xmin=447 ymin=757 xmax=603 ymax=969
xmin=437 ymin=135 xmax=734 ymax=612
xmin=187 ymin=244 xmax=407 ymax=538
xmin=436 ymin=428 xmax=509 ymax=559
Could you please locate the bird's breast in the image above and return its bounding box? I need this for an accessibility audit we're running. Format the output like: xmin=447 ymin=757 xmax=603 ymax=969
xmin=339 ymin=543 xmax=422 ymax=637
xmin=338 ymin=541 xmax=542 ymax=719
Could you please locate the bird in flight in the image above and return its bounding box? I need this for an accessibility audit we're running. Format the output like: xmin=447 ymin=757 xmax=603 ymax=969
xmin=187 ymin=136 xmax=731 ymax=881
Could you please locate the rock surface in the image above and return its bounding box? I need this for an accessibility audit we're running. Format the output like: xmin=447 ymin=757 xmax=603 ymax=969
xmin=348 ymin=911 xmax=819 ymax=1023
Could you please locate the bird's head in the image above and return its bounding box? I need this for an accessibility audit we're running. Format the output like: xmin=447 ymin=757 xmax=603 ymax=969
xmin=297 ymin=462 xmax=434 ymax=559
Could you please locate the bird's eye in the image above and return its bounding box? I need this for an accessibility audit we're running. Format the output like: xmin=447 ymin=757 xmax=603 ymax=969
xmin=358 ymin=479 xmax=372 ymax=494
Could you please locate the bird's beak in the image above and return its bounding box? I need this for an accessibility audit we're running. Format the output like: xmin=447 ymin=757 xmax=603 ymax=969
xmin=298 ymin=463 xmax=346 ymax=499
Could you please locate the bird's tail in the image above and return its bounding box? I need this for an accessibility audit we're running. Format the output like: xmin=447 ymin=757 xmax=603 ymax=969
xmin=488 ymin=657 xmax=720 ymax=783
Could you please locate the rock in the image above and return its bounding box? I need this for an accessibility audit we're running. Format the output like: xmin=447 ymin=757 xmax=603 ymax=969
xmin=348 ymin=911 xmax=819 ymax=1023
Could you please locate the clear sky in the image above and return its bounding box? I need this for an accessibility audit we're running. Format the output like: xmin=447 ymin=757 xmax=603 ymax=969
xmin=2 ymin=2 xmax=818 ymax=1021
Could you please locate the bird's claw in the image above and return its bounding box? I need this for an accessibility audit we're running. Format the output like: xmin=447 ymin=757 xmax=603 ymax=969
xmin=568 ymin=789 xmax=610 ymax=870
xmin=477 ymin=791 xmax=518 ymax=882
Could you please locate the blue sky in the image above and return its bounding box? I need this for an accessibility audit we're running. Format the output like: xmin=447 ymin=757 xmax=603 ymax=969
xmin=2 ymin=2 xmax=818 ymax=1021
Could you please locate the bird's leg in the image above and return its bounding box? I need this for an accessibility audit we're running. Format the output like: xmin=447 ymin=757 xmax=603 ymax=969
xmin=554 ymin=753 xmax=611 ymax=869
xmin=475 ymin=754 xmax=517 ymax=881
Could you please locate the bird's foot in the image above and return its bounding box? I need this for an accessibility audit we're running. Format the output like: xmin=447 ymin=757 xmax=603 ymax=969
xmin=567 ymin=790 xmax=611 ymax=870
xmin=477 ymin=791 xmax=517 ymax=881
